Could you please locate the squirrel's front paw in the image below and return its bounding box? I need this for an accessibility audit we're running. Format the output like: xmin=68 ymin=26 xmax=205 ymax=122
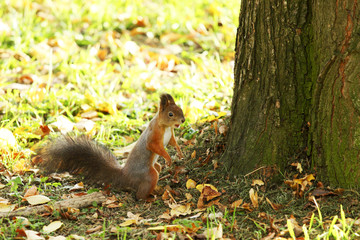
xmin=166 ymin=159 xmax=172 ymax=167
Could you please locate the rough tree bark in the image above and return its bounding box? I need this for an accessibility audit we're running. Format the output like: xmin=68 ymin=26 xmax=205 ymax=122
xmin=222 ymin=0 xmax=360 ymax=187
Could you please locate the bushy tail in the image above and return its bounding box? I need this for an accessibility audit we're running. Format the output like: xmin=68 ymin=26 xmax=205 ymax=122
xmin=37 ymin=135 xmax=123 ymax=187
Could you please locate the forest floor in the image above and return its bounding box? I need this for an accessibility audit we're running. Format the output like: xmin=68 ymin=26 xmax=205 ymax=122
xmin=1 ymin=0 xmax=360 ymax=239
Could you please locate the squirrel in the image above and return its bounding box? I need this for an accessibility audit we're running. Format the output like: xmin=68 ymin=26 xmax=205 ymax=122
xmin=36 ymin=93 xmax=185 ymax=200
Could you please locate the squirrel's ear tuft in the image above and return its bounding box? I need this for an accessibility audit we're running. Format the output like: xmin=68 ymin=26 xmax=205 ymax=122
xmin=160 ymin=93 xmax=175 ymax=111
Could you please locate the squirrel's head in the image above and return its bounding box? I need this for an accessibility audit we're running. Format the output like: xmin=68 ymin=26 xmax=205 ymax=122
xmin=159 ymin=93 xmax=185 ymax=128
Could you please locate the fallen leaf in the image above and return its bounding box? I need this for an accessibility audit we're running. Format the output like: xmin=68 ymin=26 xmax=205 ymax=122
xmin=43 ymin=221 xmax=63 ymax=234
xmin=201 ymin=186 xmax=221 ymax=201
xmin=120 ymin=212 xmax=143 ymax=226
xmin=252 ymin=179 xmax=264 ymax=187
xmin=147 ymin=225 xmax=185 ymax=232
xmin=291 ymin=162 xmax=303 ymax=173
xmin=218 ymin=125 xmax=228 ymax=135
xmin=231 ymin=199 xmax=243 ymax=209
xmin=48 ymin=236 xmax=67 ymax=240
xmin=169 ymin=203 xmax=191 ymax=217
xmin=25 ymin=230 xmax=44 ymax=240
xmin=85 ymin=225 xmax=102 ymax=234
xmin=0 ymin=203 xmax=16 ymax=213
xmin=249 ymin=188 xmax=259 ymax=208
xmin=191 ymin=150 xmax=196 ymax=159
xmin=186 ymin=179 xmax=197 ymax=189
xmin=196 ymin=184 xmax=217 ymax=192
xmin=69 ymin=182 xmax=84 ymax=191
xmin=266 ymin=197 xmax=283 ymax=211
xmin=203 ymin=223 xmax=223 ymax=239
xmin=287 ymin=215 xmax=303 ymax=237
xmin=51 ymin=116 xmax=74 ymax=134
xmin=0 ymin=128 xmax=17 ymax=150
xmin=24 ymin=186 xmax=39 ymax=198
xmin=75 ymin=119 xmax=96 ymax=132
xmin=26 ymin=195 xmax=51 ymax=205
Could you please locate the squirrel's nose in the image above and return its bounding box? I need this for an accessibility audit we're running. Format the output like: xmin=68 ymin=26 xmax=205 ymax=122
xmin=181 ymin=118 xmax=185 ymax=123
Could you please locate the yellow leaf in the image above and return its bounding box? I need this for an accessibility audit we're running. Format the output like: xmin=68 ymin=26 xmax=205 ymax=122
xmin=251 ymin=179 xmax=264 ymax=187
xmin=231 ymin=199 xmax=243 ymax=209
xmin=196 ymin=184 xmax=218 ymax=192
xmin=191 ymin=150 xmax=196 ymax=159
xmin=119 ymin=219 xmax=136 ymax=227
xmin=186 ymin=179 xmax=197 ymax=189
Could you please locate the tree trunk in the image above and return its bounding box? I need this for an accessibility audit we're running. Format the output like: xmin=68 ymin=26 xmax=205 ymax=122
xmin=222 ymin=0 xmax=360 ymax=187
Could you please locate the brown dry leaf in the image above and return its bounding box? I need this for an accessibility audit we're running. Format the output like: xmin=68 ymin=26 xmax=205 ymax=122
xmin=287 ymin=215 xmax=303 ymax=237
xmin=191 ymin=150 xmax=196 ymax=159
xmin=24 ymin=185 xmax=39 ymax=198
xmin=186 ymin=179 xmax=197 ymax=189
xmin=86 ymin=225 xmax=102 ymax=234
xmin=309 ymin=188 xmax=337 ymax=198
xmin=261 ymin=232 xmax=276 ymax=240
xmin=285 ymin=173 xmax=316 ymax=197
xmin=213 ymin=121 xmax=218 ymax=135
xmin=265 ymin=197 xmax=283 ymax=211
xmin=120 ymin=212 xmax=143 ymax=226
xmin=158 ymin=209 xmax=172 ymax=220
xmin=218 ymin=125 xmax=228 ymax=135
xmin=39 ymin=125 xmax=50 ymax=137
xmin=231 ymin=199 xmax=243 ymax=209
xmin=291 ymin=162 xmax=303 ymax=173
xmin=252 ymin=179 xmax=264 ymax=187
xmin=147 ymin=225 xmax=185 ymax=233
xmin=249 ymin=188 xmax=259 ymax=208
xmin=169 ymin=203 xmax=191 ymax=217
xmin=197 ymin=186 xmax=221 ymax=209
xmin=18 ymin=74 xmax=35 ymax=84
xmin=202 ymin=186 xmax=221 ymax=201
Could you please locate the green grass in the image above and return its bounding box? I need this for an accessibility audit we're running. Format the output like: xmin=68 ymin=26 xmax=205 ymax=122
xmin=1 ymin=0 xmax=236 ymax=151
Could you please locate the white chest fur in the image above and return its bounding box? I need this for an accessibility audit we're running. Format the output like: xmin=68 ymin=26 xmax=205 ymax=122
xmin=163 ymin=127 xmax=172 ymax=146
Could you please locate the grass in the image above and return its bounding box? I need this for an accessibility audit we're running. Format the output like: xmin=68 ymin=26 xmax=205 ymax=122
xmin=1 ymin=0 xmax=236 ymax=151
xmin=1 ymin=0 xmax=360 ymax=239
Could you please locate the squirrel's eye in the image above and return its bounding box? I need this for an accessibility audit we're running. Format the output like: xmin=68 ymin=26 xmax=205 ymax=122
xmin=168 ymin=112 xmax=174 ymax=117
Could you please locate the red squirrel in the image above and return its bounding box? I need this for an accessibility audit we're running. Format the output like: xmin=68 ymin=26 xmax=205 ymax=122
xmin=36 ymin=93 xmax=185 ymax=199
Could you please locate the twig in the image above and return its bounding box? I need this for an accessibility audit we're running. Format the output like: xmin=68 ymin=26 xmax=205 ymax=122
xmin=0 ymin=192 xmax=106 ymax=218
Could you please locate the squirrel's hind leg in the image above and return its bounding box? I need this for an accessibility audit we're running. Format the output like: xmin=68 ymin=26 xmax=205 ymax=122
xmin=135 ymin=168 xmax=159 ymax=200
